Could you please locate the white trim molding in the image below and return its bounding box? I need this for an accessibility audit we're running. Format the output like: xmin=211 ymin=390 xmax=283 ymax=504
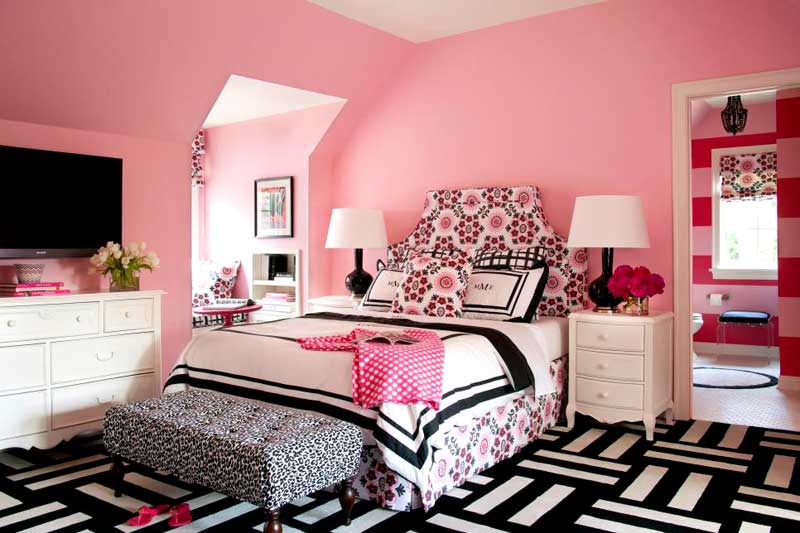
xmin=693 ymin=341 xmax=778 ymax=359
xmin=778 ymin=375 xmax=800 ymax=391
xmin=672 ymin=67 xmax=800 ymax=420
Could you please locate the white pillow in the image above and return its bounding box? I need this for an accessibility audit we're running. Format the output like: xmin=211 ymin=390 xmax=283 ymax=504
xmin=462 ymin=267 xmax=547 ymax=322
xmin=359 ymin=267 xmax=404 ymax=312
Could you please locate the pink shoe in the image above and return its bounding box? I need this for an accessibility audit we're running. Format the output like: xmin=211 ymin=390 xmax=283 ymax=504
xmin=168 ymin=503 xmax=192 ymax=527
xmin=126 ymin=504 xmax=170 ymax=526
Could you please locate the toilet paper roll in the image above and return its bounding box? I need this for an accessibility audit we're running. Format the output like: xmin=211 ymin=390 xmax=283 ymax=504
xmin=709 ymin=293 xmax=724 ymax=306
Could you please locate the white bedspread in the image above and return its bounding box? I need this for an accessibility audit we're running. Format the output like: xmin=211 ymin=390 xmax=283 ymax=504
xmin=164 ymin=311 xmax=566 ymax=489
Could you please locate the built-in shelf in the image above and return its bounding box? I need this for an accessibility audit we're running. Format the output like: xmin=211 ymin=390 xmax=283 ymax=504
xmin=250 ymin=249 xmax=301 ymax=322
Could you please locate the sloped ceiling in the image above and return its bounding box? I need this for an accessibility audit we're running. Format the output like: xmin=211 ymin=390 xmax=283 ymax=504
xmin=0 ymin=0 xmax=412 ymax=143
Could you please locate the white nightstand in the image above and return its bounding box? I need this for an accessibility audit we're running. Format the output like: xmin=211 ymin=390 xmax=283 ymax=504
xmin=307 ymin=295 xmax=359 ymax=314
xmin=566 ymin=309 xmax=674 ymax=441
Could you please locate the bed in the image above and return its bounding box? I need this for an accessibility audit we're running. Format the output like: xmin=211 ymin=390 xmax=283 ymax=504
xmin=165 ymin=186 xmax=588 ymax=511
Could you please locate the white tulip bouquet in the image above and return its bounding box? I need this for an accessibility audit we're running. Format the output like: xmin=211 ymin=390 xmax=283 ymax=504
xmin=89 ymin=241 xmax=160 ymax=291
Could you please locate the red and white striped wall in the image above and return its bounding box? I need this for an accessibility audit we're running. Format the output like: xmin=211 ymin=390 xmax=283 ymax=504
xmin=777 ymin=88 xmax=800 ymax=380
xmin=690 ymin=106 xmax=779 ymax=355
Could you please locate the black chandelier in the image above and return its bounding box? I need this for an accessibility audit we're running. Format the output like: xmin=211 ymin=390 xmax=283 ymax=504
xmin=721 ymin=95 xmax=748 ymax=135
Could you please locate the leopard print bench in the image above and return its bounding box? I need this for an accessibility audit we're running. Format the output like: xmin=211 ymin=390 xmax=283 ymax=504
xmin=103 ymin=390 xmax=363 ymax=533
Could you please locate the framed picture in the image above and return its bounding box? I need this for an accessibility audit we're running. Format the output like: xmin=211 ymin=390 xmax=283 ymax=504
xmin=254 ymin=176 xmax=293 ymax=238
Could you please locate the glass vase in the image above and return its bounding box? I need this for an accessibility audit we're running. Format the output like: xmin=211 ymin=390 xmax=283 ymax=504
xmin=109 ymin=272 xmax=140 ymax=292
xmin=622 ymin=297 xmax=649 ymax=316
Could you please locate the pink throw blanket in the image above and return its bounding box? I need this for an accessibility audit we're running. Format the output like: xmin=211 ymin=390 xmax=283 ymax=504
xmin=297 ymin=328 xmax=445 ymax=410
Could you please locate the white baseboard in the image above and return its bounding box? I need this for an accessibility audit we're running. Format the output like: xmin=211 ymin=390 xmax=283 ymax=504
xmin=778 ymin=375 xmax=800 ymax=391
xmin=694 ymin=342 xmax=778 ymax=359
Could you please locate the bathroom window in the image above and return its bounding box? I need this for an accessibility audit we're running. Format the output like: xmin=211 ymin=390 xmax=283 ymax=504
xmin=711 ymin=145 xmax=778 ymax=280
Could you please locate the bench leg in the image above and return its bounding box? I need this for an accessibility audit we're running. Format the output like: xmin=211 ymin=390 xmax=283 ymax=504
xmin=339 ymin=479 xmax=356 ymax=525
xmin=264 ymin=508 xmax=282 ymax=533
xmin=111 ymin=455 xmax=125 ymax=497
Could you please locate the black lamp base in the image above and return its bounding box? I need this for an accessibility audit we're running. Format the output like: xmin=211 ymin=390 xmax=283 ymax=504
xmin=344 ymin=249 xmax=373 ymax=297
xmin=588 ymin=247 xmax=623 ymax=313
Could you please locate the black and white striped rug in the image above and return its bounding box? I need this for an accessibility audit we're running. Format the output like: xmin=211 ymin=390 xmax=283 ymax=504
xmin=1 ymin=416 xmax=798 ymax=532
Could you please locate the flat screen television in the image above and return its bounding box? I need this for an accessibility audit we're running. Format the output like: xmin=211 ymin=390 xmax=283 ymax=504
xmin=0 ymin=145 xmax=123 ymax=258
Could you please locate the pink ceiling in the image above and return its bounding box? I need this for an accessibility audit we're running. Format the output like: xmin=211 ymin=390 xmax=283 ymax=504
xmin=0 ymin=0 xmax=413 ymax=142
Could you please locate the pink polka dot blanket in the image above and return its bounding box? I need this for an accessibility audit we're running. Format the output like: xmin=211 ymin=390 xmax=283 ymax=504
xmin=297 ymin=328 xmax=446 ymax=410
xmin=387 ymin=186 xmax=588 ymax=317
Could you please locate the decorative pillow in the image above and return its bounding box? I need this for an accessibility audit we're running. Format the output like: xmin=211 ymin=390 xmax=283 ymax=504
xmin=390 ymin=249 xmax=472 ymax=318
xmin=462 ymin=266 xmax=548 ymax=322
xmin=472 ymin=246 xmax=547 ymax=270
xmin=360 ymin=267 xmax=404 ymax=312
xmin=191 ymin=260 xmax=241 ymax=308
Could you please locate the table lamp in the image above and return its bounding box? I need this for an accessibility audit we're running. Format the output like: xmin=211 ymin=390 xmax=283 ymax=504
xmin=325 ymin=208 xmax=388 ymax=298
xmin=567 ymin=195 xmax=650 ymax=312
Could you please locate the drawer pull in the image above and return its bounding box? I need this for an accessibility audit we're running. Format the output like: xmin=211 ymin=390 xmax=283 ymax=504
xmin=124 ymin=311 xmax=132 ymax=318
xmin=95 ymin=351 xmax=115 ymax=362
xmin=597 ymin=334 xmax=608 ymax=341
xmin=75 ymin=315 xmax=82 ymax=323
xmin=6 ymin=320 xmax=16 ymax=328
xmin=598 ymin=363 xmax=610 ymax=370
xmin=598 ymin=392 xmax=609 ymax=399
xmin=96 ymin=394 xmax=117 ymax=405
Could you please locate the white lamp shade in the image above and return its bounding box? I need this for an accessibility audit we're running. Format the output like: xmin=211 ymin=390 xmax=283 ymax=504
xmin=325 ymin=208 xmax=388 ymax=249
xmin=567 ymin=195 xmax=650 ymax=248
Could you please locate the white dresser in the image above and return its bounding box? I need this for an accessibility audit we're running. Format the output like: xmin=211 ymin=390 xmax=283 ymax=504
xmin=0 ymin=290 xmax=163 ymax=450
xmin=566 ymin=309 xmax=673 ymax=440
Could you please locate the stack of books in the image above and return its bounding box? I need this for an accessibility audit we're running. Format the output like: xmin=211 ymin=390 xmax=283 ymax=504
xmin=0 ymin=281 xmax=71 ymax=297
xmin=259 ymin=292 xmax=296 ymax=313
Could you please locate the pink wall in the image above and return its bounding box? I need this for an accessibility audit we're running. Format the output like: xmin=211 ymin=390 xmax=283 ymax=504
xmin=0 ymin=119 xmax=191 ymax=376
xmin=203 ymin=103 xmax=345 ymax=303
xmin=320 ymin=0 xmax=800 ymax=309
xmin=689 ymin=96 xmax=779 ymax=348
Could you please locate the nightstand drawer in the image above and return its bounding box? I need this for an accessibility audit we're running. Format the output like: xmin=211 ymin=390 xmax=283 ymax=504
xmin=576 ymin=321 xmax=644 ymax=352
xmin=576 ymin=377 xmax=643 ymax=410
xmin=576 ymin=349 xmax=643 ymax=381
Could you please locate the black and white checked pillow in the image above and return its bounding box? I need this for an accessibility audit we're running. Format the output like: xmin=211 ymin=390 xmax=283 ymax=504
xmin=472 ymin=246 xmax=547 ymax=270
xmin=462 ymin=266 xmax=548 ymax=322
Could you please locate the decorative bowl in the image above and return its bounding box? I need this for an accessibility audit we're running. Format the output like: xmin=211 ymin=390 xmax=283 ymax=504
xmin=14 ymin=263 xmax=45 ymax=284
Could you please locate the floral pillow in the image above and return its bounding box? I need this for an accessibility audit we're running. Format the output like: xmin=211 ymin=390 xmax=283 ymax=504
xmin=390 ymin=249 xmax=473 ymax=318
xmin=192 ymin=260 xmax=240 ymax=308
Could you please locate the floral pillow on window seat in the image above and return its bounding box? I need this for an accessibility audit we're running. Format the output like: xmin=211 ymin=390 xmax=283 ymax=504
xmin=391 ymin=249 xmax=473 ymax=318
xmin=191 ymin=260 xmax=241 ymax=308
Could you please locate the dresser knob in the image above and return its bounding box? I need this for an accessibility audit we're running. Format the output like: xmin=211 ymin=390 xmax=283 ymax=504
xmin=598 ymin=392 xmax=609 ymax=399
xmin=598 ymin=363 xmax=609 ymax=370
xmin=75 ymin=315 xmax=81 ymax=323
xmin=124 ymin=311 xmax=132 ymax=318
xmin=96 ymin=352 xmax=114 ymax=362
xmin=598 ymin=334 xmax=608 ymax=341
xmin=96 ymin=394 xmax=116 ymax=405
xmin=6 ymin=320 xmax=15 ymax=328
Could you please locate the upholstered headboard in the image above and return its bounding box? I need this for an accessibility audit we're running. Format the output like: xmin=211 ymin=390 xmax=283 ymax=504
xmin=387 ymin=186 xmax=588 ymax=317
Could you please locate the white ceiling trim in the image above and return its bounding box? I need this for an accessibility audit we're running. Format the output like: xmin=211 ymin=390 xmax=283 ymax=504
xmin=202 ymin=75 xmax=345 ymax=128
xmin=308 ymin=0 xmax=605 ymax=43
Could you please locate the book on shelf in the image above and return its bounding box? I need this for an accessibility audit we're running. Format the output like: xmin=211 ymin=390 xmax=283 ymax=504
xmin=0 ymin=281 xmax=65 ymax=292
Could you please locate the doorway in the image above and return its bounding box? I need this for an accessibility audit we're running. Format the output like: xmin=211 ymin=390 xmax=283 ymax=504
xmin=671 ymin=67 xmax=800 ymax=428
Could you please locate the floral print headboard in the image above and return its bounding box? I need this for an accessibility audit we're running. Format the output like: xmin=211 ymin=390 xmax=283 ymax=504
xmin=387 ymin=186 xmax=588 ymax=317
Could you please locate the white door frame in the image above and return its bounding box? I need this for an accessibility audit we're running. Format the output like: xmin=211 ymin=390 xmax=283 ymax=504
xmin=671 ymin=67 xmax=800 ymax=420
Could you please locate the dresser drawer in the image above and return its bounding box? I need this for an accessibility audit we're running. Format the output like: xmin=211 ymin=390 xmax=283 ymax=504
xmin=0 ymin=303 xmax=99 ymax=343
xmin=576 ymin=321 xmax=644 ymax=352
xmin=576 ymin=377 xmax=643 ymax=410
xmin=105 ymin=299 xmax=153 ymax=332
xmin=51 ymin=333 xmax=155 ymax=384
xmin=0 ymin=344 xmax=46 ymax=392
xmin=0 ymin=391 xmax=48 ymax=439
xmin=576 ymin=349 xmax=644 ymax=382
xmin=51 ymin=374 xmax=155 ymax=430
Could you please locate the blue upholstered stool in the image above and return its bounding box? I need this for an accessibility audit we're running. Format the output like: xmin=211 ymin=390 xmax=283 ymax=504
xmin=717 ymin=310 xmax=773 ymax=347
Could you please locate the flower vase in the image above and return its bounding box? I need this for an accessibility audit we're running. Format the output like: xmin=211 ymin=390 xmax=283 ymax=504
xmin=622 ymin=297 xmax=649 ymax=316
xmin=110 ymin=273 xmax=140 ymax=292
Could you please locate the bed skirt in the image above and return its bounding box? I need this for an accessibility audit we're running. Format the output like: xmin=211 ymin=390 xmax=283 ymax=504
xmin=349 ymin=354 xmax=567 ymax=511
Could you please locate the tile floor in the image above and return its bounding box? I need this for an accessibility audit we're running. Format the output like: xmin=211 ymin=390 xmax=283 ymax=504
xmin=693 ymin=353 xmax=800 ymax=431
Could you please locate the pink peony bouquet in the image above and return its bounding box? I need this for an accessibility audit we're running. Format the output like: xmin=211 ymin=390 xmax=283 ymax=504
xmin=608 ymin=265 xmax=665 ymax=314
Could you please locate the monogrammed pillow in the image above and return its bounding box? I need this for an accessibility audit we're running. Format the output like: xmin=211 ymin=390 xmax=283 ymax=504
xmin=390 ymin=249 xmax=473 ymax=318
xmin=360 ymin=267 xmax=404 ymax=312
xmin=462 ymin=266 xmax=548 ymax=322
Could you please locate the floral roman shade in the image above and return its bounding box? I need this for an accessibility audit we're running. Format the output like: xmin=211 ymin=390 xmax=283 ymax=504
xmin=191 ymin=130 xmax=205 ymax=189
xmin=719 ymin=151 xmax=777 ymax=201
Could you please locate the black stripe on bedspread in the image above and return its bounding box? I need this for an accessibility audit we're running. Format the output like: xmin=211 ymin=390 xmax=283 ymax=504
xmin=294 ymin=312 xmax=536 ymax=392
